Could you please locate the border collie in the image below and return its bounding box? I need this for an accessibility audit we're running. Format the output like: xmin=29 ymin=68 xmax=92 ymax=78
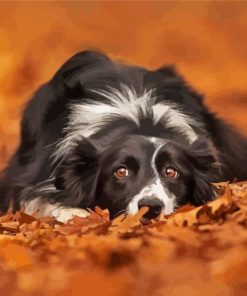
xmin=0 ymin=50 xmax=247 ymax=222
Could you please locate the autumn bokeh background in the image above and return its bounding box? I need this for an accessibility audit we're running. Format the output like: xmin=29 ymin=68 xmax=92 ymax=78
xmin=0 ymin=1 xmax=247 ymax=167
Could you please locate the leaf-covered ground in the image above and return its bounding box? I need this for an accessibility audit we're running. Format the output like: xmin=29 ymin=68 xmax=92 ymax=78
xmin=0 ymin=182 xmax=246 ymax=295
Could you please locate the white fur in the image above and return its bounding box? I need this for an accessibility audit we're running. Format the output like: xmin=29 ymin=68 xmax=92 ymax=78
xmin=127 ymin=178 xmax=176 ymax=216
xmin=127 ymin=141 xmax=178 ymax=216
xmin=149 ymin=137 xmax=165 ymax=149
xmin=22 ymin=197 xmax=89 ymax=223
xmin=150 ymin=140 xmax=167 ymax=169
xmin=53 ymin=84 xmax=198 ymax=162
xmin=152 ymin=102 xmax=198 ymax=140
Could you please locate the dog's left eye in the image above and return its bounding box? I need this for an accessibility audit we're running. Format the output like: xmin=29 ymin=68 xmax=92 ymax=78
xmin=115 ymin=166 xmax=129 ymax=178
xmin=162 ymin=166 xmax=178 ymax=178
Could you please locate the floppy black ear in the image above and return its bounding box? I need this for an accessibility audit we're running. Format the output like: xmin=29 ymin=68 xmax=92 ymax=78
xmin=157 ymin=65 xmax=204 ymax=108
xmin=191 ymin=172 xmax=217 ymax=205
xmin=189 ymin=137 xmax=220 ymax=169
xmin=54 ymin=138 xmax=99 ymax=207
xmin=187 ymin=137 xmax=221 ymax=205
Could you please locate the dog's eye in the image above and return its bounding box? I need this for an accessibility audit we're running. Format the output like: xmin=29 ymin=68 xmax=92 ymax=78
xmin=115 ymin=166 xmax=129 ymax=178
xmin=162 ymin=166 xmax=178 ymax=178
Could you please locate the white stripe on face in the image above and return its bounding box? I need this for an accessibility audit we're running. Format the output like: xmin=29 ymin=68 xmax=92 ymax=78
xmin=127 ymin=178 xmax=176 ymax=216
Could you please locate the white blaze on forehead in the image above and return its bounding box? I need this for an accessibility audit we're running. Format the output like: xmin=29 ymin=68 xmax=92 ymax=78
xmin=150 ymin=139 xmax=167 ymax=170
xmin=149 ymin=137 xmax=165 ymax=149
xmin=150 ymin=137 xmax=157 ymax=144
xmin=53 ymin=84 xmax=199 ymax=162
xmin=127 ymin=178 xmax=176 ymax=216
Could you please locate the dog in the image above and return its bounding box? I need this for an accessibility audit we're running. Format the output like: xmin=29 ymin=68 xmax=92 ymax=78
xmin=0 ymin=50 xmax=247 ymax=222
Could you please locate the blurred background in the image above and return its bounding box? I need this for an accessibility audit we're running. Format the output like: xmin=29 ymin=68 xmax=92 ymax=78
xmin=0 ymin=1 xmax=247 ymax=168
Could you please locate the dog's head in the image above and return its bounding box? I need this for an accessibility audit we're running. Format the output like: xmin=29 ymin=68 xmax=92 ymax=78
xmin=54 ymin=135 xmax=219 ymax=219
xmin=48 ymin=50 xmax=221 ymax=219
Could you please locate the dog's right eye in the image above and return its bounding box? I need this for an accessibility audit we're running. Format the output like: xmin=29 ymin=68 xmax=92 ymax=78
xmin=115 ymin=166 xmax=129 ymax=178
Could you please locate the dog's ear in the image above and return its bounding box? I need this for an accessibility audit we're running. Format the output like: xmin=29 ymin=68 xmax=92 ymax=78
xmin=188 ymin=136 xmax=223 ymax=171
xmin=191 ymin=172 xmax=217 ymax=205
xmin=187 ymin=137 xmax=221 ymax=205
xmin=157 ymin=65 xmax=205 ymax=110
xmin=54 ymin=137 xmax=99 ymax=207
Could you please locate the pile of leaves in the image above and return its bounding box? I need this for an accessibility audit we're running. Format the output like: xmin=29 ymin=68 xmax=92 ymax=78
xmin=0 ymin=182 xmax=247 ymax=296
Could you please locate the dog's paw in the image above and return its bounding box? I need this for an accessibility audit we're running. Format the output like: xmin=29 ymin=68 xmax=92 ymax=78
xmin=22 ymin=197 xmax=90 ymax=223
xmin=52 ymin=207 xmax=90 ymax=223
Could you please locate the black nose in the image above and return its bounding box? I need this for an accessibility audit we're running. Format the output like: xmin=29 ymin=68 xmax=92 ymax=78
xmin=138 ymin=198 xmax=164 ymax=219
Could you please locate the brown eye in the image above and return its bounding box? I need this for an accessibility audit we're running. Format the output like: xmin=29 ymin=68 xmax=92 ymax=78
xmin=115 ymin=166 xmax=129 ymax=178
xmin=162 ymin=166 xmax=178 ymax=178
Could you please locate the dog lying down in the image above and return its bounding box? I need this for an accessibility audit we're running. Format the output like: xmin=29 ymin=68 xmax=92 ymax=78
xmin=0 ymin=50 xmax=247 ymax=223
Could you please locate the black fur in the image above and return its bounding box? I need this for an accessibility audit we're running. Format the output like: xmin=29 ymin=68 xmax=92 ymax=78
xmin=0 ymin=50 xmax=247 ymax=218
